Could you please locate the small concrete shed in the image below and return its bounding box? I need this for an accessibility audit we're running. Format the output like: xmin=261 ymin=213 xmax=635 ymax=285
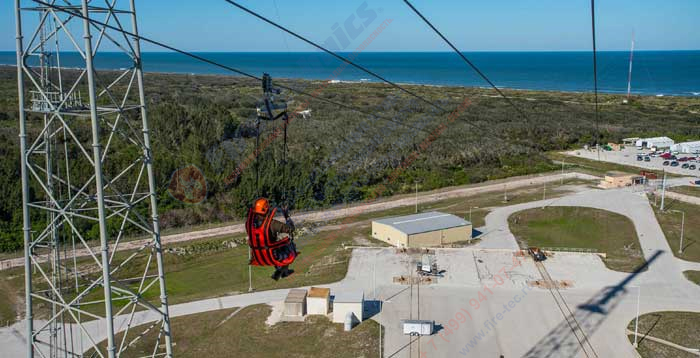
xmin=332 ymin=291 xmax=364 ymax=323
xmin=284 ymin=289 xmax=307 ymax=317
xmin=307 ymin=287 xmax=331 ymax=315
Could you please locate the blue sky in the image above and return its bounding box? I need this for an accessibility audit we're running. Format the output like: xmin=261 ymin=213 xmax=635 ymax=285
xmin=2 ymin=0 xmax=699 ymax=52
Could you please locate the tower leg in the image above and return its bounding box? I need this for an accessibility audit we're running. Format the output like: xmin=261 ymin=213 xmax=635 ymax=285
xmin=129 ymin=1 xmax=174 ymax=356
xmin=81 ymin=2 xmax=117 ymax=357
xmin=15 ymin=2 xmax=33 ymax=357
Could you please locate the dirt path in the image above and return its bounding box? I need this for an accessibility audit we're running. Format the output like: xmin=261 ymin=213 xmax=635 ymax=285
xmin=0 ymin=172 xmax=597 ymax=271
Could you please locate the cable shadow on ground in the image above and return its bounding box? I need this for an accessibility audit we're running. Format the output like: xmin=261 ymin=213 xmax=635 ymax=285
xmin=522 ymin=250 xmax=663 ymax=358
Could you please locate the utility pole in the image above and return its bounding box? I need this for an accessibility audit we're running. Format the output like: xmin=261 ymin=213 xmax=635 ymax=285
xmin=660 ymin=170 xmax=667 ymax=211
xmin=503 ymin=184 xmax=508 ymax=203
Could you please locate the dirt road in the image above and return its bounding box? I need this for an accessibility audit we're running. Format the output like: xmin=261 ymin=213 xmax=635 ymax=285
xmin=0 ymin=172 xmax=597 ymax=271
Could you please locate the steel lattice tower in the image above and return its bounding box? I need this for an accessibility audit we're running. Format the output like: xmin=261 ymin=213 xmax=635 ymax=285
xmin=14 ymin=1 xmax=173 ymax=357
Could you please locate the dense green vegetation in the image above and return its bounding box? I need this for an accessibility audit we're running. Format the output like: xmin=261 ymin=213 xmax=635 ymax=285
xmin=1 ymin=66 xmax=699 ymax=252
xmin=508 ymin=206 xmax=645 ymax=272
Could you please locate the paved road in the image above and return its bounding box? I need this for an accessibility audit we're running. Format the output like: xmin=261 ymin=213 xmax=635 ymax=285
xmin=3 ymin=183 xmax=699 ymax=358
xmin=377 ymin=186 xmax=700 ymax=358
xmin=0 ymin=172 xmax=596 ymax=271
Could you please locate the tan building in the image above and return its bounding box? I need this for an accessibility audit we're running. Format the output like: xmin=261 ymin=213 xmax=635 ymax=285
xmin=371 ymin=211 xmax=472 ymax=248
xmin=600 ymin=171 xmax=644 ymax=189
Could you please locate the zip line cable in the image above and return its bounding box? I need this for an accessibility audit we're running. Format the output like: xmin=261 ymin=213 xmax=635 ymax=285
xmin=401 ymin=0 xmax=532 ymax=125
xmin=221 ymin=0 xmax=550 ymax=152
xmin=31 ymin=0 xmax=436 ymax=136
xmin=37 ymin=0 xmax=544 ymax=166
xmin=222 ymin=0 xmax=450 ymax=116
xmin=590 ymin=0 xmax=601 ymax=161
xmin=36 ymin=0 xmax=537 ymax=154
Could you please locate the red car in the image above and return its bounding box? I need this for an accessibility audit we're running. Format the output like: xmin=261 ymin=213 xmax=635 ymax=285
xmin=660 ymin=153 xmax=672 ymax=159
xmin=678 ymin=157 xmax=690 ymax=162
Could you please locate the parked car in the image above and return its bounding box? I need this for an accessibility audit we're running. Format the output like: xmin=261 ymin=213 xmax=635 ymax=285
xmin=636 ymin=155 xmax=643 ymax=161
xmin=694 ymin=180 xmax=700 ymax=185
xmin=679 ymin=157 xmax=690 ymax=162
xmin=689 ymin=165 xmax=697 ymax=170
xmin=644 ymin=156 xmax=651 ymax=162
xmin=682 ymin=163 xmax=690 ymax=169
xmin=671 ymin=161 xmax=680 ymax=167
xmin=662 ymin=161 xmax=670 ymax=166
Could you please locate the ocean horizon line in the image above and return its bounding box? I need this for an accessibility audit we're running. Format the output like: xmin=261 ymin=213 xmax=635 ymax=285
xmin=1 ymin=51 xmax=697 ymax=96
xmin=1 ymin=49 xmax=700 ymax=54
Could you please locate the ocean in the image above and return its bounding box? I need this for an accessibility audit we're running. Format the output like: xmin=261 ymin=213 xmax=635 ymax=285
xmin=1 ymin=51 xmax=698 ymax=96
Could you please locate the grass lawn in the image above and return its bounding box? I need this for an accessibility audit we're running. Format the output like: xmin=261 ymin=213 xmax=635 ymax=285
xmin=101 ymin=304 xmax=381 ymax=358
xmin=508 ymin=206 xmax=645 ymax=272
xmin=0 ymin=268 xmax=23 ymax=325
xmin=0 ymin=178 xmax=589 ymax=325
xmin=344 ymin=177 xmax=591 ymax=228
xmin=682 ymin=271 xmax=700 ymax=286
xmin=668 ymin=185 xmax=700 ymax=198
xmin=627 ymin=311 xmax=700 ymax=358
xmin=652 ymin=201 xmax=700 ymax=263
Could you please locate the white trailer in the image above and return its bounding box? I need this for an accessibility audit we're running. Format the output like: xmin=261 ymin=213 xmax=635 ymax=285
xmin=402 ymin=320 xmax=434 ymax=336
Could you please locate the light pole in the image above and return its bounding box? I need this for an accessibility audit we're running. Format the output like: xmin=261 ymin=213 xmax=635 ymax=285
xmin=248 ymin=247 xmax=253 ymax=292
xmin=468 ymin=206 xmax=478 ymax=223
xmin=633 ymin=286 xmax=641 ymax=348
xmin=378 ymin=297 xmax=382 ymax=358
xmin=415 ymin=181 xmax=418 ymax=213
xmin=561 ymin=159 xmax=565 ymax=185
xmin=503 ymin=184 xmax=508 ymax=203
xmin=542 ymin=181 xmax=547 ymax=209
xmin=669 ymin=209 xmax=685 ymax=254
xmin=660 ymin=170 xmax=667 ymax=211
xmin=373 ymin=249 xmax=383 ymax=358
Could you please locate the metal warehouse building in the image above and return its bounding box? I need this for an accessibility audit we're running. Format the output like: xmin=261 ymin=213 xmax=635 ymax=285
xmin=671 ymin=141 xmax=700 ymax=154
xmin=635 ymin=136 xmax=675 ymax=149
xmin=371 ymin=211 xmax=472 ymax=248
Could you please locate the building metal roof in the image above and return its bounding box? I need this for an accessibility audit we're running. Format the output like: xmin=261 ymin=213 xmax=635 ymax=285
xmin=373 ymin=211 xmax=470 ymax=235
